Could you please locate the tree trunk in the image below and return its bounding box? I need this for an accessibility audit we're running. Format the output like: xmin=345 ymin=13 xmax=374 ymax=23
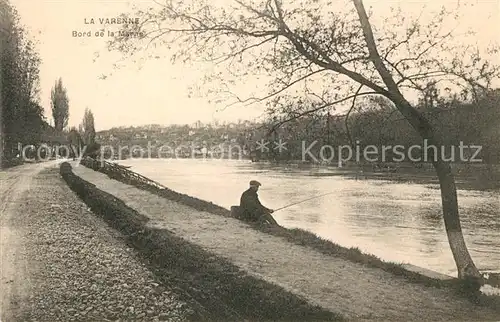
xmin=434 ymin=157 xmax=481 ymax=280
xmin=352 ymin=0 xmax=481 ymax=281
xmin=386 ymin=96 xmax=481 ymax=280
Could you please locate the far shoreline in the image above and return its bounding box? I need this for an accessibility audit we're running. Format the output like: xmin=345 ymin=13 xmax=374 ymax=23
xmin=111 ymin=157 xmax=500 ymax=191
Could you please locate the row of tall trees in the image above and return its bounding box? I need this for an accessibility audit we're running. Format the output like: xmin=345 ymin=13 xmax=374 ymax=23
xmin=0 ymin=1 xmax=80 ymax=164
xmin=1 ymin=0 xmax=44 ymax=163
xmin=49 ymin=78 xmax=100 ymax=157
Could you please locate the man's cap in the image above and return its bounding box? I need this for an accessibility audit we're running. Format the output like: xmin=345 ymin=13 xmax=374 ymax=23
xmin=249 ymin=180 xmax=261 ymax=186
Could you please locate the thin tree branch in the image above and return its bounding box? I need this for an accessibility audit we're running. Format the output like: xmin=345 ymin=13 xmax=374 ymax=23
xmin=345 ymin=84 xmax=363 ymax=147
xmin=269 ymin=90 xmax=378 ymax=134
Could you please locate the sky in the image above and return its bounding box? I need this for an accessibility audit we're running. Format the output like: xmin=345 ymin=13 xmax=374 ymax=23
xmin=10 ymin=0 xmax=500 ymax=131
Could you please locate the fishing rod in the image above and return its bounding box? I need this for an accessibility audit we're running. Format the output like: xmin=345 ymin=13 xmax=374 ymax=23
xmin=273 ymin=191 xmax=336 ymax=212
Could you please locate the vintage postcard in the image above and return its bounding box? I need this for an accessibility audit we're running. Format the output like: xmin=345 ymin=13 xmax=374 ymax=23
xmin=1 ymin=0 xmax=499 ymax=321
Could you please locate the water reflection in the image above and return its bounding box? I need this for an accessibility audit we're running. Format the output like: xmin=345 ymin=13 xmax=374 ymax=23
xmin=120 ymin=158 xmax=500 ymax=276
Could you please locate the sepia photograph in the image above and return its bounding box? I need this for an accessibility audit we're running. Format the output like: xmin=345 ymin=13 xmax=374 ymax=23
xmin=1 ymin=0 xmax=500 ymax=321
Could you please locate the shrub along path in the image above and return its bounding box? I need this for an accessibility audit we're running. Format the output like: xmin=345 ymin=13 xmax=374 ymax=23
xmin=71 ymin=163 xmax=500 ymax=321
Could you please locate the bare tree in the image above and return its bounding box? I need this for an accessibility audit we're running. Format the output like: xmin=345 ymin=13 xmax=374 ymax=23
xmin=50 ymin=77 xmax=69 ymax=132
xmin=108 ymin=0 xmax=500 ymax=281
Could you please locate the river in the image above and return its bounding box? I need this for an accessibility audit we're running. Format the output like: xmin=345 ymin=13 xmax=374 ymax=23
xmin=117 ymin=158 xmax=500 ymax=277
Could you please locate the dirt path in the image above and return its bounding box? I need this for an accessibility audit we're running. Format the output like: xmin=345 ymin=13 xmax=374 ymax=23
xmin=0 ymin=162 xmax=56 ymax=321
xmin=1 ymin=163 xmax=192 ymax=321
xmin=71 ymin=164 xmax=500 ymax=321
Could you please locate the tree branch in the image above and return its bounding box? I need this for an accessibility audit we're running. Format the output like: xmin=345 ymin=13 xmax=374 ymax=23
xmin=223 ymin=68 xmax=328 ymax=108
xmin=269 ymin=90 xmax=378 ymax=134
xmin=345 ymin=84 xmax=363 ymax=147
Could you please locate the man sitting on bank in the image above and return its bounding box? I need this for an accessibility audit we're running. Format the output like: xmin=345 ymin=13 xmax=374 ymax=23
xmin=239 ymin=180 xmax=279 ymax=226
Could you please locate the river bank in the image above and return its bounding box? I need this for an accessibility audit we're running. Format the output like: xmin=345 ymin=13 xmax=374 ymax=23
xmin=61 ymin=162 xmax=342 ymax=321
xmin=81 ymin=158 xmax=500 ymax=282
xmin=70 ymin=159 xmax=500 ymax=320
xmin=107 ymin=157 xmax=500 ymax=275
